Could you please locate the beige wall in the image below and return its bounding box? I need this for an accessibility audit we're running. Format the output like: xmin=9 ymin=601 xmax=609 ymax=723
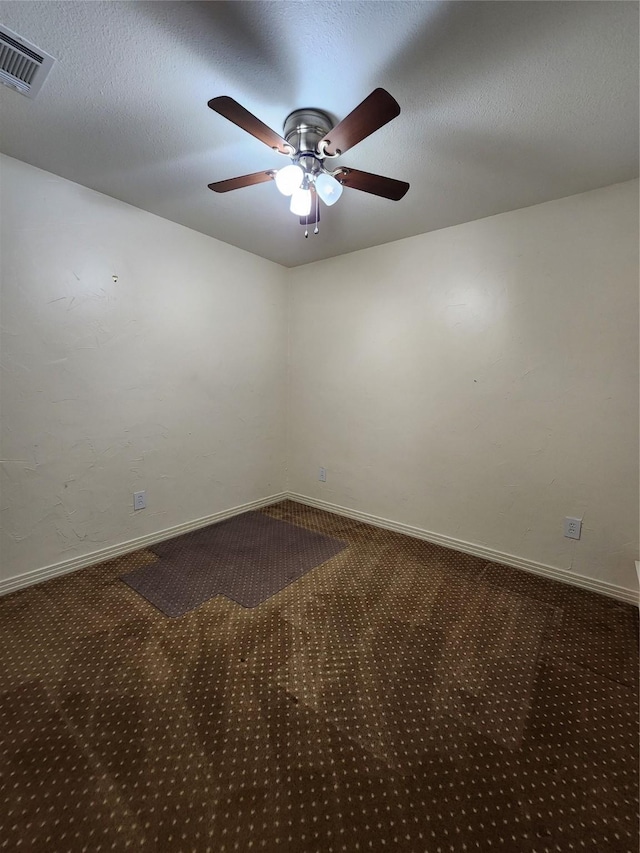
xmin=2 ymin=157 xmax=637 ymax=596
xmin=0 ymin=155 xmax=288 ymax=583
xmin=288 ymin=181 xmax=639 ymax=592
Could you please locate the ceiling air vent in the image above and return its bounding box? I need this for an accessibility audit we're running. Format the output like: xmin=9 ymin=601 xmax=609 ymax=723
xmin=0 ymin=24 xmax=56 ymax=99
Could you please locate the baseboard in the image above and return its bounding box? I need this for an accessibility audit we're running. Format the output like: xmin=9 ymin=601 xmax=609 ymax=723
xmin=4 ymin=490 xmax=637 ymax=607
xmin=0 ymin=492 xmax=288 ymax=597
xmin=287 ymin=493 xmax=639 ymax=606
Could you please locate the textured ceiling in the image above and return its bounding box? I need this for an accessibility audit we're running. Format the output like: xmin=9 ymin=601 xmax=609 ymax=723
xmin=0 ymin=1 xmax=638 ymax=267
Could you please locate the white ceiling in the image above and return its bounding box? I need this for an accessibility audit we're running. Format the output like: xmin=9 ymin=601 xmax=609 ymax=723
xmin=0 ymin=1 xmax=637 ymax=267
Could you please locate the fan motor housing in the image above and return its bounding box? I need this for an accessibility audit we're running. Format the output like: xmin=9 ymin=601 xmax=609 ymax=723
xmin=283 ymin=108 xmax=333 ymax=156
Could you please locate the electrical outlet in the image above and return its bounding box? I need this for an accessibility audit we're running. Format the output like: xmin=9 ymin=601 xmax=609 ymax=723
xmin=133 ymin=490 xmax=146 ymax=511
xmin=564 ymin=517 xmax=581 ymax=540
xmin=318 ymin=467 xmax=327 ymax=482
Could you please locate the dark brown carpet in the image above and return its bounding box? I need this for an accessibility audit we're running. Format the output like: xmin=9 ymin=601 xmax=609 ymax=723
xmin=0 ymin=500 xmax=638 ymax=852
xmin=121 ymin=510 xmax=347 ymax=615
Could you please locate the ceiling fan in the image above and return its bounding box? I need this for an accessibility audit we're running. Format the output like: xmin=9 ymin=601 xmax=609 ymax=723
xmin=207 ymin=88 xmax=410 ymax=236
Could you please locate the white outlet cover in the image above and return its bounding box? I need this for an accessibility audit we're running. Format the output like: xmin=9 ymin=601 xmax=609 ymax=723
xmin=134 ymin=490 xmax=146 ymax=510
xmin=564 ymin=517 xmax=582 ymax=540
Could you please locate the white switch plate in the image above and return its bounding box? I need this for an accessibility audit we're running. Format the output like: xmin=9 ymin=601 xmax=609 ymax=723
xmin=564 ymin=517 xmax=581 ymax=540
xmin=133 ymin=490 xmax=146 ymax=511
xmin=319 ymin=467 xmax=327 ymax=482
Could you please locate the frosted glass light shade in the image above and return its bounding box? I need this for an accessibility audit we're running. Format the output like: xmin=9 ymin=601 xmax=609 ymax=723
xmin=290 ymin=187 xmax=312 ymax=216
xmin=275 ymin=164 xmax=304 ymax=196
xmin=315 ymin=172 xmax=343 ymax=206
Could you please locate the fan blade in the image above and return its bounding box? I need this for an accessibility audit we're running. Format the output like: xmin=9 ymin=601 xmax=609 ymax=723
xmin=318 ymin=89 xmax=400 ymax=157
xmin=334 ymin=168 xmax=409 ymax=201
xmin=208 ymin=96 xmax=292 ymax=155
xmin=208 ymin=171 xmax=275 ymax=193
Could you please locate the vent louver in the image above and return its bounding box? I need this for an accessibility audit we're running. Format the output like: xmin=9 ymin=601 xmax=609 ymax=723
xmin=0 ymin=24 xmax=55 ymax=99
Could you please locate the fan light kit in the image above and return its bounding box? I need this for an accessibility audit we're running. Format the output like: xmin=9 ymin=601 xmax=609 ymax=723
xmin=207 ymin=89 xmax=409 ymax=237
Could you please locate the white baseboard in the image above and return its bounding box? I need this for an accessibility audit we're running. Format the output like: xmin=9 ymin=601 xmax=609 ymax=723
xmin=3 ymin=490 xmax=637 ymax=607
xmin=287 ymin=493 xmax=639 ymax=606
xmin=0 ymin=492 xmax=288 ymax=597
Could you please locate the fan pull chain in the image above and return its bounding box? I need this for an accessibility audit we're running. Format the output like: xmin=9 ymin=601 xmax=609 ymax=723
xmin=314 ymin=191 xmax=319 ymax=235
